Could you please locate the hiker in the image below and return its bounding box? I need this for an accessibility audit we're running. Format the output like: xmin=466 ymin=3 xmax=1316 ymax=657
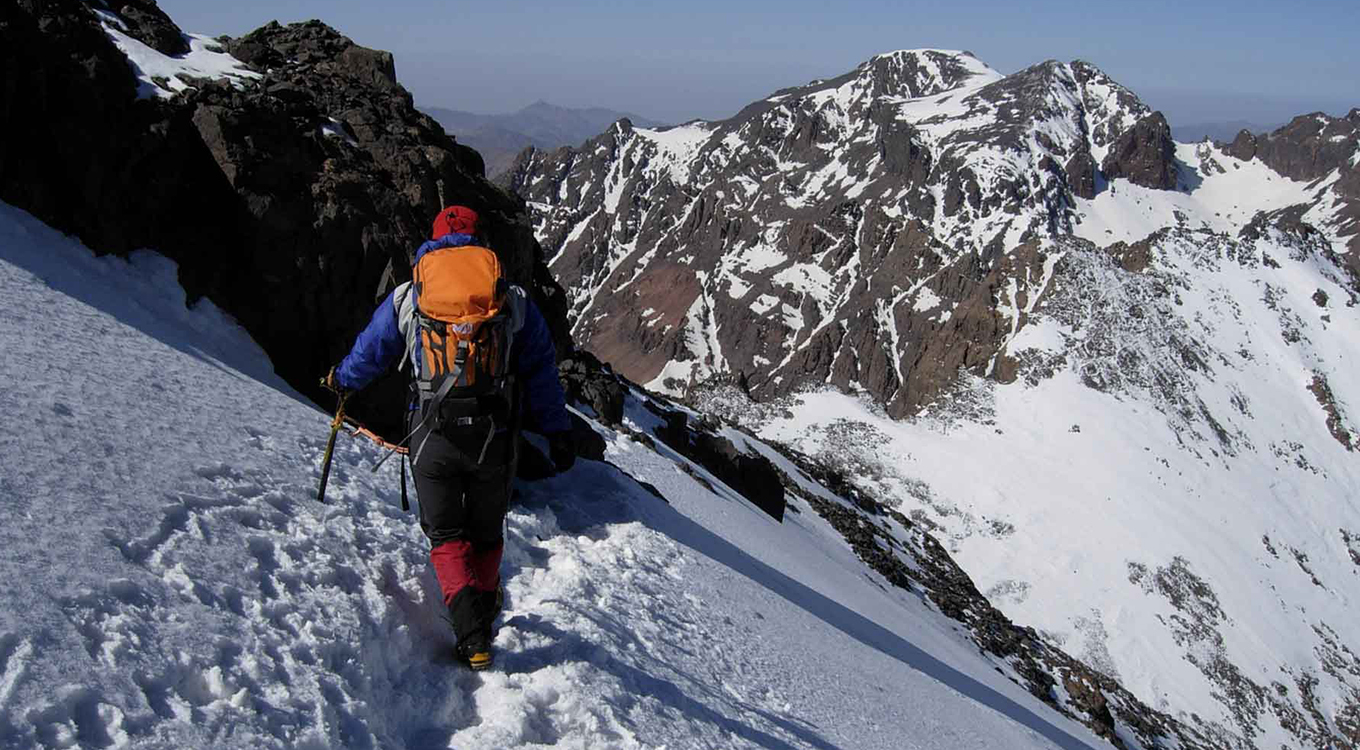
xmin=324 ymin=205 xmax=575 ymax=670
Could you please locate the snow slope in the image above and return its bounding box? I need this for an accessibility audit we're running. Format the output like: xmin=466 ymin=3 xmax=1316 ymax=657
xmin=699 ymin=214 xmax=1360 ymax=747
xmin=0 ymin=201 xmax=1104 ymax=748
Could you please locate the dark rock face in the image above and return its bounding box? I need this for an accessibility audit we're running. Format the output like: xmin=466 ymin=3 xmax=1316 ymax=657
xmin=108 ymin=0 xmax=189 ymax=56
xmin=558 ymin=350 xmax=625 ymax=425
xmin=1308 ymin=373 xmax=1355 ymax=451
xmin=1226 ymin=129 xmax=1259 ymax=162
xmin=1101 ymin=112 xmax=1178 ymax=190
xmin=1 ymin=3 xmax=565 ymax=438
xmin=1066 ymin=151 xmax=1099 ymax=199
xmin=1227 ymin=111 xmax=1358 ymax=182
xmin=652 ymin=410 xmax=785 ymax=522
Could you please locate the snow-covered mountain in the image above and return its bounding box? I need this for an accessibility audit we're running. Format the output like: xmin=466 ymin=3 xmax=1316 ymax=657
xmin=506 ymin=50 xmax=1360 ymax=748
xmin=506 ymin=50 xmax=1358 ymax=415
xmin=0 ymin=200 xmax=1132 ymax=748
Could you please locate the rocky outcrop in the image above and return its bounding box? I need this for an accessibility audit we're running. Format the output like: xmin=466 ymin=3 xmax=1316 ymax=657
xmin=1101 ymin=111 xmax=1178 ymax=190
xmin=559 ymin=350 xmax=626 ymax=425
xmin=0 ymin=1 xmax=565 ymax=438
xmin=1229 ymin=111 xmax=1360 ymax=273
xmin=106 ymin=0 xmax=188 ymax=55
xmin=651 ymin=409 xmax=786 ymax=522
xmin=1309 ymin=373 xmax=1356 ymax=451
xmin=1070 ymin=60 xmax=1150 ymax=155
xmin=1227 ymin=111 xmax=1359 ymax=182
xmin=1065 ymin=151 xmax=1099 ymax=199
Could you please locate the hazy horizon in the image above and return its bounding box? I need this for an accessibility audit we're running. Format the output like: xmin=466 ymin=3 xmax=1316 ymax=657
xmin=157 ymin=0 xmax=1358 ymax=130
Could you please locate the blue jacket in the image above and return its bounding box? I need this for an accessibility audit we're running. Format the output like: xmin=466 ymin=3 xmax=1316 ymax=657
xmin=335 ymin=234 xmax=571 ymax=435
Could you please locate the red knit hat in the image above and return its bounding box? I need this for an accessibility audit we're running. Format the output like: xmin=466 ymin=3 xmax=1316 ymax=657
xmin=431 ymin=205 xmax=479 ymax=239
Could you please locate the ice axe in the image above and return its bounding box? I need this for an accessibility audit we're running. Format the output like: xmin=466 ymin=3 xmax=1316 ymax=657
xmin=317 ymin=391 xmax=349 ymax=503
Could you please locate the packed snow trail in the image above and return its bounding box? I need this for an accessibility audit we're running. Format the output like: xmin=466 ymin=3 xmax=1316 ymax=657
xmin=0 ymin=202 xmax=1100 ymax=748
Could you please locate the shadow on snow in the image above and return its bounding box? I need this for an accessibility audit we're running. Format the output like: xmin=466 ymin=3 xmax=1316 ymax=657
xmin=512 ymin=457 xmax=1098 ymax=750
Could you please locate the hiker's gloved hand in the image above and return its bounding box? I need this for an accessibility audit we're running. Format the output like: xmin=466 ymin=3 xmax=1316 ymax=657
xmin=321 ymin=365 xmax=345 ymax=395
xmin=548 ymin=431 xmax=576 ymax=474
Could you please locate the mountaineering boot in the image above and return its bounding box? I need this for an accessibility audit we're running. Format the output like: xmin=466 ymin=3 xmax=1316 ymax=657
xmin=474 ymin=584 xmax=505 ymax=656
xmin=449 ymin=587 xmax=494 ymax=670
xmin=458 ymin=632 xmax=493 ymax=671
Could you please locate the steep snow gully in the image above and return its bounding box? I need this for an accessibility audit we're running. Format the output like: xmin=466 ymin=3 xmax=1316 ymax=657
xmin=0 ymin=202 xmax=1101 ymax=748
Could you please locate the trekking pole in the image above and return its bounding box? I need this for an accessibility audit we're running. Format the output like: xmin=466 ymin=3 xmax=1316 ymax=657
xmin=317 ymin=392 xmax=350 ymax=503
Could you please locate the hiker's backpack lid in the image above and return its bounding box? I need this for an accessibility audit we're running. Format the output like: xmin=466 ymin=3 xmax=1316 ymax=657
xmin=413 ymin=245 xmax=503 ymax=321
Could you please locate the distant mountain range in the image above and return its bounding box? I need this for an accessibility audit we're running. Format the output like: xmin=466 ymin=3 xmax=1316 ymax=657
xmin=422 ymin=101 xmax=665 ymax=177
xmin=1171 ymin=119 xmax=1281 ymax=143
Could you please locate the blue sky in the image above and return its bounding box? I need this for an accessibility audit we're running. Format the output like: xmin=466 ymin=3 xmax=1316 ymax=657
xmin=159 ymin=0 xmax=1357 ymax=127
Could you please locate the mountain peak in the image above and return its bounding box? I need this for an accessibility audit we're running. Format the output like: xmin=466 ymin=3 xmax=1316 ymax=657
xmin=865 ymin=48 xmax=978 ymax=66
xmin=853 ymin=48 xmax=1001 ymax=99
xmin=520 ymin=99 xmax=559 ymax=113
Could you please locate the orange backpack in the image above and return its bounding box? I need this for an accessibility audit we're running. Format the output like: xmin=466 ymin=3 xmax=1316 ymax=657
xmin=410 ymin=244 xmax=516 ymax=432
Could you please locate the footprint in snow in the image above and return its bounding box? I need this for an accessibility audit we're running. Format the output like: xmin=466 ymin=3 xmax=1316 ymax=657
xmin=24 ymin=685 xmax=127 ymax=750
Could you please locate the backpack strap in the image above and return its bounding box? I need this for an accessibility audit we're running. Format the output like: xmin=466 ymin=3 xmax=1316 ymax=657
xmin=422 ymin=336 xmax=471 ymax=424
xmin=392 ymin=281 xmax=417 ymax=373
xmin=504 ymin=284 xmax=528 ymax=335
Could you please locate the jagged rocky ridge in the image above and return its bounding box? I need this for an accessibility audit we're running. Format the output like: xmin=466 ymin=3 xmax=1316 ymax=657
xmin=0 ymin=0 xmax=569 ymax=437
xmin=502 ymin=51 xmax=1359 ymax=420
xmin=1227 ymin=111 xmax=1360 ymax=264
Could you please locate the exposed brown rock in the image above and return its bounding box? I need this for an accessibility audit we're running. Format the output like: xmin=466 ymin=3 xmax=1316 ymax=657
xmin=1309 ymin=373 xmax=1355 ymax=451
xmin=507 ymin=55 xmax=1152 ymax=418
xmin=652 ymin=409 xmax=786 ymax=521
xmin=1105 ymin=236 xmax=1156 ymax=273
xmin=1226 ymin=129 xmax=1258 ymax=162
xmin=1066 ymin=150 xmax=1099 ymax=199
xmin=1101 ymin=112 xmax=1178 ymax=190
xmin=559 ymin=350 xmax=625 ymax=425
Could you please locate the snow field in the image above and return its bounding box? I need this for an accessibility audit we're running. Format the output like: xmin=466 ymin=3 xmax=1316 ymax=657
xmin=0 ymin=201 xmax=1102 ymax=748
xmin=745 ymin=217 xmax=1360 ymax=744
xmin=1074 ymin=142 xmax=1326 ymax=245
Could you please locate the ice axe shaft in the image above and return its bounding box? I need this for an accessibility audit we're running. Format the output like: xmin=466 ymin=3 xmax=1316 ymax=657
xmin=317 ymin=393 xmax=349 ymax=503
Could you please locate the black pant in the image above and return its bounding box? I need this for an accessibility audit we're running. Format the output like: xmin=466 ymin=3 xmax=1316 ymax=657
xmin=407 ymin=413 xmax=514 ymax=649
xmin=408 ymin=414 xmax=514 ymax=546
